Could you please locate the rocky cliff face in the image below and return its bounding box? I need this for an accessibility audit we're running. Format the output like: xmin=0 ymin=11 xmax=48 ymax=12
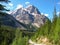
xmin=0 ymin=12 xmax=27 ymax=29
xmin=11 ymin=5 xmax=47 ymax=27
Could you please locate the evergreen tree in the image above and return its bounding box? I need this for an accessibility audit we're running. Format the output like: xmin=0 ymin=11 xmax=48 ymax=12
xmin=0 ymin=4 xmax=9 ymax=11
xmin=0 ymin=0 xmax=10 ymax=11
xmin=0 ymin=0 xmax=10 ymax=27
xmin=50 ymin=6 xmax=57 ymax=37
xmin=31 ymin=19 xmax=51 ymax=41
xmin=53 ymin=7 xmax=57 ymax=18
xmin=0 ymin=0 xmax=10 ymax=3
xmin=52 ymin=6 xmax=57 ymax=25
xmin=11 ymin=28 xmax=28 ymax=45
xmin=52 ymin=13 xmax=60 ymax=44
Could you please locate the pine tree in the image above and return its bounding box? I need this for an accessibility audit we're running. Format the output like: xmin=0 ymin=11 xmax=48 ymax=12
xmin=11 ymin=28 xmax=29 ymax=45
xmin=0 ymin=0 xmax=10 ymax=3
xmin=53 ymin=12 xmax=60 ymax=44
xmin=0 ymin=0 xmax=10 ymax=12
xmin=0 ymin=4 xmax=9 ymax=11
xmin=0 ymin=0 xmax=10 ymax=27
xmin=52 ymin=6 xmax=57 ymax=24
xmin=50 ymin=7 xmax=60 ymax=44
xmin=50 ymin=6 xmax=57 ymax=36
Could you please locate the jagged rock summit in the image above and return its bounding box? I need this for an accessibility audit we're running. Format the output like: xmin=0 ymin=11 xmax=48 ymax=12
xmin=11 ymin=5 xmax=47 ymax=27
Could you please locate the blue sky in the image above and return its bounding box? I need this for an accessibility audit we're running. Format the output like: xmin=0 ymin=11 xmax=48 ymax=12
xmin=5 ymin=0 xmax=60 ymax=20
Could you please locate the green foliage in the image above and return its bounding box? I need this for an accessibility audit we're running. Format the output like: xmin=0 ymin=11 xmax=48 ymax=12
xmin=0 ymin=4 xmax=9 ymax=11
xmin=31 ymin=19 xmax=51 ymax=40
xmin=0 ymin=0 xmax=29 ymax=45
xmin=11 ymin=28 xmax=29 ymax=45
xmin=0 ymin=25 xmax=16 ymax=45
xmin=0 ymin=0 xmax=10 ymax=26
xmin=53 ymin=15 xmax=60 ymax=44
xmin=0 ymin=25 xmax=29 ymax=45
xmin=31 ymin=8 xmax=60 ymax=45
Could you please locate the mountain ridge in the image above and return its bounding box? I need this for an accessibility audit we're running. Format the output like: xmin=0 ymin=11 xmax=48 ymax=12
xmin=11 ymin=5 xmax=48 ymax=27
xmin=0 ymin=12 xmax=28 ymax=30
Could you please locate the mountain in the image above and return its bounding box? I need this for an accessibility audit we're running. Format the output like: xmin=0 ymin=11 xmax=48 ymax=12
xmin=0 ymin=12 xmax=28 ymax=30
xmin=11 ymin=5 xmax=48 ymax=28
xmin=26 ymin=5 xmax=41 ymax=14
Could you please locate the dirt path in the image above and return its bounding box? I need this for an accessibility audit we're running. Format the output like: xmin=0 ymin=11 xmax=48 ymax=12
xmin=29 ymin=39 xmax=46 ymax=45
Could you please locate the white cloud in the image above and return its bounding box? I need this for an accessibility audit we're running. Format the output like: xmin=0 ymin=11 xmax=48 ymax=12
xmin=45 ymin=14 xmax=48 ymax=17
xmin=16 ymin=4 xmax=23 ymax=9
xmin=57 ymin=12 xmax=60 ymax=15
xmin=25 ymin=2 xmax=30 ymax=5
xmin=57 ymin=2 xmax=60 ymax=5
xmin=7 ymin=11 xmax=12 ymax=14
xmin=41 ymin=13 xmax=48 ymax=17
xmin=7 ymin=6 xmax=13 ymax=10
xmin=8 ymin=3 xmax=13 ymax=7
xmin=41 ymin=13 xmax=44 ymax=15
xmin=7 ymin=3 xmax=13 ymax=9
